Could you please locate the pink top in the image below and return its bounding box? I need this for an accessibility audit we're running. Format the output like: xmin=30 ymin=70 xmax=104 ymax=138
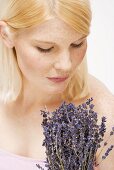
xmin=0 ymin=149 xmax=47 ymax=170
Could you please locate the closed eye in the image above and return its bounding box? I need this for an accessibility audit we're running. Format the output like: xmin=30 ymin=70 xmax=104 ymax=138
xmin=37 ymin=46 xmax=54 ymax=53
xmin=71 ymin=41 xmax=84 ymax=48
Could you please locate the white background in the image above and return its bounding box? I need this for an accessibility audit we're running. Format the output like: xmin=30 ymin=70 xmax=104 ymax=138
xmin=87 ymin=0 xmax=114 ymax=94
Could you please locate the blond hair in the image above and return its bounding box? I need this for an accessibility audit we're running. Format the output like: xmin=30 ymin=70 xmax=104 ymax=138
xmin=0 ymin=0 xmax=92 ymax=104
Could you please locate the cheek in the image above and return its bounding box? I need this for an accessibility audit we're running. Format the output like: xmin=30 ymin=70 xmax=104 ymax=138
xmin=78 ymin=43 xmax=87 ymax=60
xmin=16 ymin=47 xmax=49 ymax=75
xmin=78 ymin=46 xmax=87 ymax=60
xmin=72 ymin=45 xmax=87 ymax=66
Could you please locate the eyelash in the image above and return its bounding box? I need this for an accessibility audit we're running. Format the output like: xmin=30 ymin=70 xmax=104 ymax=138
xmin=37 ymin=42 xmax=84 ymax=53
xmin=37 ymin=47 xmax=54 ymax=53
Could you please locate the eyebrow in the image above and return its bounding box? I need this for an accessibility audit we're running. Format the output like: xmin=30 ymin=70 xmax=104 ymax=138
xmin=32 ymin=36 xmax=87 ymax=45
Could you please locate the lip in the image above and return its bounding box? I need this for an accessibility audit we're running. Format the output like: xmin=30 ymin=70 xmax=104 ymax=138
xmin=47 ymin=77 xmax=69 ymax=83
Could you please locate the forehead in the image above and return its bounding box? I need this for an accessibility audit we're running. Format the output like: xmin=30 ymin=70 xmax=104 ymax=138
xmin=17 ymin=17 xmax=83 ymax=43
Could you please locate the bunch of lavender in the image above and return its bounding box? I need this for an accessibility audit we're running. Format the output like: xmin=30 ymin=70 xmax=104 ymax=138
xmin=36 ymin=97 xmax=114 ymax=170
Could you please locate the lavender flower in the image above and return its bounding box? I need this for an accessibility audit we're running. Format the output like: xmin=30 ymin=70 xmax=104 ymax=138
xmin=36 ymin=97 xmax=114 ymax=170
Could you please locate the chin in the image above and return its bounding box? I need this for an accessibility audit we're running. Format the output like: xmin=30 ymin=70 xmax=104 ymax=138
xmin=46 ymin=86 xmax=66 ymax=95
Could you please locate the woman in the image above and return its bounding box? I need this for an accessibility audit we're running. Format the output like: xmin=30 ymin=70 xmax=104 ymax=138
xmin=0 ymin=0 xmax=113 ymax=169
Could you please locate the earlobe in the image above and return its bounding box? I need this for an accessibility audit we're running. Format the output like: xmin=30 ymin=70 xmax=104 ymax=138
xmin=0 ymin=21 xmax=14 ymax=48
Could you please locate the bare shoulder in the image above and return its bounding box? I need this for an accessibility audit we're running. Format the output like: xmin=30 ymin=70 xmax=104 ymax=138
xmin=75 ymin=73 xmax=114 ymax=120
xmin=88 ymin=73 xmax=114 ymax=126
xmin=88 ymin=73 xmax=114 ymax=116
xmin=88 ymin=73 xmax=114 ymax=98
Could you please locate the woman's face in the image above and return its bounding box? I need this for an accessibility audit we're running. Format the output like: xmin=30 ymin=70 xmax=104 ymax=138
xmin=13 ymin=17 xmax=87 ymax=95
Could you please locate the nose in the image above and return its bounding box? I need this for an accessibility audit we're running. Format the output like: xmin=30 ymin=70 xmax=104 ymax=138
xmin=54 ymin=50 xmax=72 ymax=72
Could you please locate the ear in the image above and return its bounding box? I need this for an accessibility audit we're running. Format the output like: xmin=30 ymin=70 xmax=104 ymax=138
xmin=0 ymin=21 xmax=15 ymax=48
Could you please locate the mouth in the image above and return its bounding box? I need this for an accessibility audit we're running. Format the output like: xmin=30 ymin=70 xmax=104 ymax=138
xmin=47 ymin=76 xmax=69 ymax=83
